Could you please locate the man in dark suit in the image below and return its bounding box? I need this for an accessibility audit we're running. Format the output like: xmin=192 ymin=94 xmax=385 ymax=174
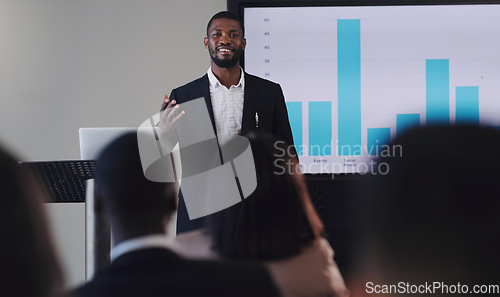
xmin=159 ymin=11 xmax=294 ymax=233
xmin=73 ymin=132 xmax=280 ymax=297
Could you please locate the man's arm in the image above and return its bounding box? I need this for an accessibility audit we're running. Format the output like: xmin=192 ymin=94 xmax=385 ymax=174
xmin=157 ymin=93 xmax=184 ymax=153
xmin=168 ymin=88 xmax=178 ymax=104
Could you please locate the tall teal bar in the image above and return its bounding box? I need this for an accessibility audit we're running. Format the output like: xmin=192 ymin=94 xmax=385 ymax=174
xmin=456 ymin=86 xmax=479 ymax=124
xmin=338 ymin=19 xmax=361 ymax=156
xmin=426 ymin=59 xmax=450 ymax=124
xmin=367 ymin=128 xmax=391 ymax=156
xmin=397 ymin=114 xmax=421 ymax=136
xmin=309 ymin=102 xmax=332 ymax=156
xmin=286 ymin=102 xmax=303 ymax=155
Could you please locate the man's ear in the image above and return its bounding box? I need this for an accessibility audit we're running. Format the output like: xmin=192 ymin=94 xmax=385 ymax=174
xmin=167 ymin=183 xmax=179 ymax=213
xmin=203 ymin=37 xmax=209 ymax=49
xmin=242 ymin=38 xmax=246 ymax=50
xmin=163 ymin=186 xmax=178 ymax=224
xmin=168 ymin=195 xmax=177 ymax=214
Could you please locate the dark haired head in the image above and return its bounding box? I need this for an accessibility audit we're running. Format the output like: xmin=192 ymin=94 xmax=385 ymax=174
xmin=207 ymin=11 xmax=244 ymax=37
xmin=358 ymin=125 xmax=500 ymax=285
xmin=95 ymin=132 xmax=177 ymax=227
xmin=0 ymin=145 xmax=64 ymax=297
xmin=210 ymin=133 xmax=323 ymax=261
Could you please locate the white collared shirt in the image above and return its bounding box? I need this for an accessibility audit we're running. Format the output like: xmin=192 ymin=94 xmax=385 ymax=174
xmin=110 ymin=234 xmax=181 ymax=262
xmin=207 ymin=67 xmax=245 ymax=146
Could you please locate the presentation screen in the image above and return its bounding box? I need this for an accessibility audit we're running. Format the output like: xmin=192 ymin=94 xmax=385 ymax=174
xmin=242 ymin=3 xmax=500 ymax=175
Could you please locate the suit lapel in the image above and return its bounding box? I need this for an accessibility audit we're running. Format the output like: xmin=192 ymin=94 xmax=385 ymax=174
xmin=241 ymin=72 xmax=257 ymax=135
xmin=199 ymin=74 xmax=217 ymax=136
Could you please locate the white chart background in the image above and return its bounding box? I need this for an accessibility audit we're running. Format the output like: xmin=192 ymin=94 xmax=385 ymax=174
xmin=244 ymin=5 xmax=500 ymax=174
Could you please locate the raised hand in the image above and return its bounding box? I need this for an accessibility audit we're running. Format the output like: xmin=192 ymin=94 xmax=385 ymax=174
xmin=158 ymin=94 xmax=185 ymax=137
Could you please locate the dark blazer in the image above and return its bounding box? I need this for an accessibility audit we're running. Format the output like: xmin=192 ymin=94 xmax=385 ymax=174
xmin=74 ymin=248 xmax=280 ymax=297
xmin=169 ymin=73 xmax=295 ymax=233
xmin=169 ymin=73 xmax=294 ymax=146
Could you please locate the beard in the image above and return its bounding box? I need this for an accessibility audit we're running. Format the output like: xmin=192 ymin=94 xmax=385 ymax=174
xmin=210 ymin=46 xmax=243 ymax=68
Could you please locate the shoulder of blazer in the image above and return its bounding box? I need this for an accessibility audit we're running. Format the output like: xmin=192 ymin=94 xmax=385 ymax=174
xmin=171 ymin=74 xmax=209 ymax=101
xmin=175 ymin=74 xmax=208 ymax=91
xmin=172 ymin=74 xmax=210 ymax=95
xmin=109 ymin=248 xmax=184 ymax=268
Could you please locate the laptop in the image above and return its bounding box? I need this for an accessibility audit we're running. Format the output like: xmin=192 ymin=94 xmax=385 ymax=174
xmin=79 ymin=127 xmax=138 ymax=160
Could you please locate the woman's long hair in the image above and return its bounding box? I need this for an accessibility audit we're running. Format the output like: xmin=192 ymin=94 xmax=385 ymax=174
xmin=0 ymin=145 xmax=64 ymax=297
xmin=210 ymin=133 xmax=324 ymax=261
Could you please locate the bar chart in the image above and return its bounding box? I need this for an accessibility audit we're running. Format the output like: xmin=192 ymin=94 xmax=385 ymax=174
xmin=244 ymin=5 xmax=500 ymax=173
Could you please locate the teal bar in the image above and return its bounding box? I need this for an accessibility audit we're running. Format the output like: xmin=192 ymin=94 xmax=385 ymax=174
xmin=397 ymin=114 xmax=421 ymax=136
xmin=338 ymin=19 xmax=361 ymax=156
xmin=309 ymin=102 xmax=332 ymax=156
xmin=426 ymin=59 xmax=450 ymax=124
xmin=367 ymin=128 xmax=391 ymax=156
xmin=286 ymin=102 xmax=303 ymax=155
xmin=456 ymin=86 xmax=479 ymax=124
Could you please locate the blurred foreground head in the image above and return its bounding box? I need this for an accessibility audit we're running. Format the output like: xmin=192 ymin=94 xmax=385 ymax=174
xmin=95 ymin=132 xmax=177 ymax=237
xmin=211 ymin=133 xmax=323 ymax=261
xmin=0 ymin=144 xmax=64 ymax=297
xmin=358 ymin=125 xmax=500 ymax=289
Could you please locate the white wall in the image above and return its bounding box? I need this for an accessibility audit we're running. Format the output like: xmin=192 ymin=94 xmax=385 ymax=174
xmin=45 ymin=203 xmax=86 ymax=288
xmin=1 ymin=0 xmax=225 ymax=289
xmin=0 ymin=0 xmax=226 ymax=161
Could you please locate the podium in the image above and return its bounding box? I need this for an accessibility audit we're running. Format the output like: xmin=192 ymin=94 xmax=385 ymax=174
xmin=20 ymin=160 xmax=96 ymax=202
xmin=20 ymin=161 xmax=109 ymax=281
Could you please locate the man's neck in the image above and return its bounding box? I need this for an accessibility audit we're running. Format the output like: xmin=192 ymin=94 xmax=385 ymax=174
xmin=211 ymin=63 xmax=241 ymax=88
xmin=111 ymin=220 xmax=167 ymax=247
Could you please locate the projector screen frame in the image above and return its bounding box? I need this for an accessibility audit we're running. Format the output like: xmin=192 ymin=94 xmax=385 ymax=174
xmin=228 ymin=0 xmax=500 ymax=70
xmin=228 ymin=0 xmax=500 ymax=178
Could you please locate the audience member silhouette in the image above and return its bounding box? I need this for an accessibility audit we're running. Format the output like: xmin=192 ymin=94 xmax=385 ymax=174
xmin=0 ymin=144 xmax=65 ymax=297
xmin=352 ymin=125 xmax=500 ymax=296
xmin=73 ymin=132 xmax=280 ymax=297
xmin=208 ymin=133 xmax=350 ymax=297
